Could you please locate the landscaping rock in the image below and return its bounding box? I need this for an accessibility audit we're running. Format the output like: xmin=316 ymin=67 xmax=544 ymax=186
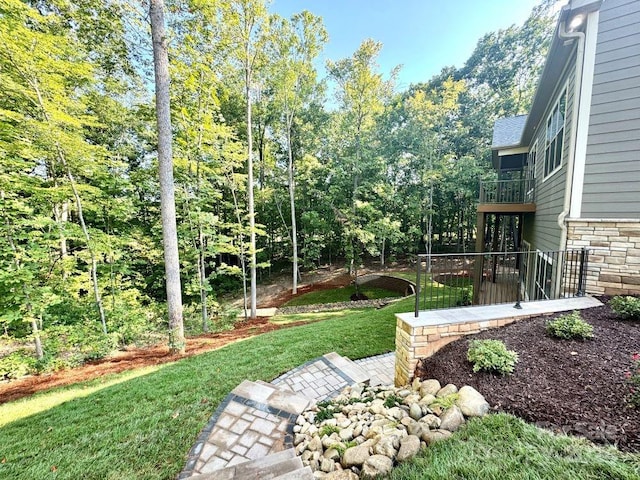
xmin=362 ymin=455 xmax=393 ymax=479
xmin=439 ymin=405 xmax=465 ymax=432
xmin=421 ymin=429 xmax=452 ymax=445
xmin=456 ymin=385 xmax=490 ymax=417
xmin=342 ymin=445 xmax=371 ymax=467
xmin=325 ymin=471 xmax=358 ymax=480
xmin=420 ymin=379 xmax=441 ymax=396
xmin=295 ymin=381 xmax=490 ymax=479
xmin=396 ymin=435 xmax=421 ymax=462
xmin=436 ymin=383 xmax=458 ymax=397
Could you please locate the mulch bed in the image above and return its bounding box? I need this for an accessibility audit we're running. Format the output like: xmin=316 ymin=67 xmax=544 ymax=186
xmin=414 ymin=297 xmax=640 ymax=452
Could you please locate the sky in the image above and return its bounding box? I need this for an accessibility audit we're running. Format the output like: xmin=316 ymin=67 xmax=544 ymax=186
xmin=269 ymin=0 xmax=541 ymax=90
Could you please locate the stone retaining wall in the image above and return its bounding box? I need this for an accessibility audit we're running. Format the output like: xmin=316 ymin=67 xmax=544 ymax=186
xmin=358 ymin=274 xmax=416 ymax=296
xmin=394 ymin=316 xmax=519 ymax=386
xmin=566 ymin=219 xmax=640 ymax=296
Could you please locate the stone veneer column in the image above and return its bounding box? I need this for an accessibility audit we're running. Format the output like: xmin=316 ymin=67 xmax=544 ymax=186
xmin=566 ymin=219 xmax=640 ymax=295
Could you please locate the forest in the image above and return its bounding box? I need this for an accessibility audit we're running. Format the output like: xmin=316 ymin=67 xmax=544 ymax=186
xmin=0 ymin=0 xmax=556 ymax=377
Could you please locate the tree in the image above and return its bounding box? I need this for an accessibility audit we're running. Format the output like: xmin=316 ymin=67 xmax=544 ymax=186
xmin=327 ymin=39 xmax=396 ymax=280
xmin=270 ymin=11 xmax=327 ymax=293
xmin=149 ymin=0 xmax=185 ymax=353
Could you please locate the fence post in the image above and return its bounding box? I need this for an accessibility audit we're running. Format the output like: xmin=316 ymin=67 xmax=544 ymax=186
xmin=577 ymin=247 xmax=587 ymax=296
xmin=415 ymin=256 xmax=421 ymax=317
xmin=514 ymin=251 xmax=522 ymax=309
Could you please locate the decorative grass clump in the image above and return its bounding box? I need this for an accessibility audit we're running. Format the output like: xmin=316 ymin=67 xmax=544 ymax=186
xmin=467 ymin=339 xmax=518 ymax=375
xmin=546 ymin=311 xmax=594 ymax=340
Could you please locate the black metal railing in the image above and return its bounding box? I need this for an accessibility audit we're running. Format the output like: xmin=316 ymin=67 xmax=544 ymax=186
xmin=414 ymin=249 xmax=589 ymax=317
xmin=479 ymin=178 xmax=535 ymax=204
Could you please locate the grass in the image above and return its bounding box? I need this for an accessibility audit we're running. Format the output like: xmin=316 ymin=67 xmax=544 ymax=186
xmin=269 ymin=308 xmax=368 ymax=324
xmin=0 ymin=299 xmax=407 ymax=480
xmin=284 ymin=284 xmax=401 ymax=306
xmin=390 ymin=414 xmax=640 ymax=480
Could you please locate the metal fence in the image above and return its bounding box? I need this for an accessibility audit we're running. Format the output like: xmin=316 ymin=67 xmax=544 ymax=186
xmin=479 ymin=178 xmax=535 ymax=204
xmin=414 ymin=249 xmax=589 ymax=317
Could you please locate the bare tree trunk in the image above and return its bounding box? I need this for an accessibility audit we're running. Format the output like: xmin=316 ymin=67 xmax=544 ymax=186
xmin=245 ymin=66 xmax=257 ymax=319
xmin=286 ymin=119 xmax=299 ymax=294
xmin=150 ymin=0 xmax=185 ymax=354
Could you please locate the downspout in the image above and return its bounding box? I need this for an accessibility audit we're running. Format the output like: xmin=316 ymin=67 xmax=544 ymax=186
xmin=557 ymin=19 xmax=585 ymax=254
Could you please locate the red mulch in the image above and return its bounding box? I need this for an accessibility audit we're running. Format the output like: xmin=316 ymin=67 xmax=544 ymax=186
xmin=415 ymin=297 xmax=640 ymax=452
xmin=0 ymin=317 xmax=307 ymax=404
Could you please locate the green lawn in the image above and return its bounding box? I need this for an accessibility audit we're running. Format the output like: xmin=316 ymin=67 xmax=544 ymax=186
xmin=283 ymin=284 xmax=401 ymax=306
xmin=1 ymin=295 xmax=638 ymax=480
xmin=390 ymin=413 xmax=640 ymax=480
xmin=0 ymin=299 xmax=407 ymax=480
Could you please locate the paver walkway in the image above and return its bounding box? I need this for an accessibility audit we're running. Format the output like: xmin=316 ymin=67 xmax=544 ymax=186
xmin=180 ymin=352 xmax=395 ymax=479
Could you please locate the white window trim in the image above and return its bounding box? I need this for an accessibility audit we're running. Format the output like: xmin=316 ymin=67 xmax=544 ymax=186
xmin=542 ymin=86 xmax=568 ymax=182
xmin=534 ymin=250 xmax=554 ymax=300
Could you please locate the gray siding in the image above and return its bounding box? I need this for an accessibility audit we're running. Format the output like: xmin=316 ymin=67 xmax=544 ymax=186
xmin=581 ymin=0 xmax=640 ymax=218
xmin=523 ymin=55 xmax=577 ymax=252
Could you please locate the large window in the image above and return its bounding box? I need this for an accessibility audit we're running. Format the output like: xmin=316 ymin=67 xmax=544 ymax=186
xmin=544 ymin=89 xmax=567 ymax=178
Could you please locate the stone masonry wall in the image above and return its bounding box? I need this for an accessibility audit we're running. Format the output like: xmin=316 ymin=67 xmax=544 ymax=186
xmin=566 ymin=219 xmax=640 ymax=296
xmin=394 ymin=316 xmax=519 ymax=386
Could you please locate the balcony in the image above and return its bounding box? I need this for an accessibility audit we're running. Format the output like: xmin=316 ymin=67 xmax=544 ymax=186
xmin=478 ymin=178 xmax=536 ymax=213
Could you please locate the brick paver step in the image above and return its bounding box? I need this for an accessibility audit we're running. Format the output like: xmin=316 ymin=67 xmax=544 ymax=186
xmin=188 ymin=448 xmax=302 ymax=480
xmin=273 ymin=466 xmax=314 ymax=479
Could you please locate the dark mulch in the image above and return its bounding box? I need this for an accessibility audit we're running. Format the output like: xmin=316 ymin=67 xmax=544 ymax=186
xmin=414 ymin=297 xmax=640 ymax=452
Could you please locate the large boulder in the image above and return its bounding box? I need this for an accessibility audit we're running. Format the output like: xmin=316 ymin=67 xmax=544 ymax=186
xmin=421 ymin=429 xmax=452 ymax=445
xmin=456 ymin=385 xmax=490 ymax=417
xmin=419 ymin=379 xmax=441 ymax=397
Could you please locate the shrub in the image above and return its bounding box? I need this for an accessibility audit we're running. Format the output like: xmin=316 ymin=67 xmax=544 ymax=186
xmin=625 ymin=352 xmax=640 ymax=409
xmin=546 ymin=311 xmax=594 ymax=340
xmin=610 ymin=296 xmax=640 ymax=320
xmin=467 ymin=339 xmax=518 ymax=375
xmin=0 ymin=350 xmax=37 ymax=380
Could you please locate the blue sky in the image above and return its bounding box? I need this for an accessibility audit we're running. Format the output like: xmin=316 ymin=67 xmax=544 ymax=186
xmin=270 ymin=0 xmax=541 ymax=89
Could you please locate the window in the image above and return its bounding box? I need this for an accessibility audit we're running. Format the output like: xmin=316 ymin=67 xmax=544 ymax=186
xmin=544 ymin=89 xmax=567 ymax=178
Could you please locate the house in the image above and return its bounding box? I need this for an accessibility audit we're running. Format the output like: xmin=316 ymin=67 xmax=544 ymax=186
xmin=478 ymin=0 xmax=640 ymax=300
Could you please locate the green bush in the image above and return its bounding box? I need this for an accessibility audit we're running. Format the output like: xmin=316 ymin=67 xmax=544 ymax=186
xmin=546 ymin=311 xmax=594 ymax=340
xmin=0 ymin=349 xmax=37 ymax=380
xmin=609 ymin=296 xmax=640 ymax=320
xmin=467 ymin=339 xmax=518 ymax=375
xmin=39 ymin=322 xmax=118 ymax=372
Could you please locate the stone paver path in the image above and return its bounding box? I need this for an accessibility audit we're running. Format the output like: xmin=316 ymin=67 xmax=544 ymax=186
xmin=180 ymin=352 xmax=395 ymax=479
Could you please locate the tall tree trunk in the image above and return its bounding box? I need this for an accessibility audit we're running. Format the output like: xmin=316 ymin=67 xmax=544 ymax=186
xmin=286 ymin=119 xmax=299 ymax=294
xmin=150 ymin=0 xmax=185 ymax=354
xmin=245 ymin=65 xmax=257 ymax=319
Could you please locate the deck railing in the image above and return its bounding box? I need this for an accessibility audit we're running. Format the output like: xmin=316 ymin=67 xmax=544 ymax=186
xmin=479 ymin=178 xmax=535 ymax=204
xmin=414 ymin=249 xmax=589 ymax=317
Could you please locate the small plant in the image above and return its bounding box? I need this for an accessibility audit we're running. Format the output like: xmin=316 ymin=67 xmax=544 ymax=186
xmin=384 ymin=393 xmax=401 ymax=408
xmin=467 ymin=339 xmax=518 ymax=375
xmin=546 ymin=311 xmax=594 ymax=340
xmin=315 ymin=402 xmax=340 ymax=423
xmin=431 ymin=393 xmax=459 ymax=410
xmin=610 ymin=296 xmax=640 ymax=320
xmin=0 ymin=350 xmax=37 ymax=380
xmin=625 ymin=352 xmax=640 ymax=409
xmin=319 ymin=425 xmax=340 ymax=437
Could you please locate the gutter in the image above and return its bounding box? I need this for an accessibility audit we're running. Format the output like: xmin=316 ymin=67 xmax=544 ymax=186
xmin=556 ymin=19 xmax=585 ymax=254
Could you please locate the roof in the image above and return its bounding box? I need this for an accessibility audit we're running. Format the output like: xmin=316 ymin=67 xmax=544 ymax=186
xmin=491 ymin=115 xmax=528 ymax=149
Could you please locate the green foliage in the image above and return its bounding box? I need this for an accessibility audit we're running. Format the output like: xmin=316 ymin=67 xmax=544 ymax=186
xmin=430 ymin=393 xmax=459 ymax=410
xmin=0 ymin=349 xmax=37 ymax=380
xmin=384 ymin=393 xmax=401 ymax=408
xmin=610 ymin=296 xmax=640 ymax=321
xmin=284 ymin=284 xmax=401 ymax=307
xmin=625 ymin=353 xmax=640 ymax=409
xmin=39 ymin=322 xmax=118 ymax=371
xmin=319 ymin=424 xmax=340 ymax=437
xmin=546 ymin=311 xmax=594 ymax=340
xmin=467 ymin=339 xmax=518 ymax=375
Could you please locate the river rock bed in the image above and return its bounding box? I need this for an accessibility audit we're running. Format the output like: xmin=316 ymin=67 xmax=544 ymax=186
xmin=293 ymin=378 xmax=490 ymax=479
